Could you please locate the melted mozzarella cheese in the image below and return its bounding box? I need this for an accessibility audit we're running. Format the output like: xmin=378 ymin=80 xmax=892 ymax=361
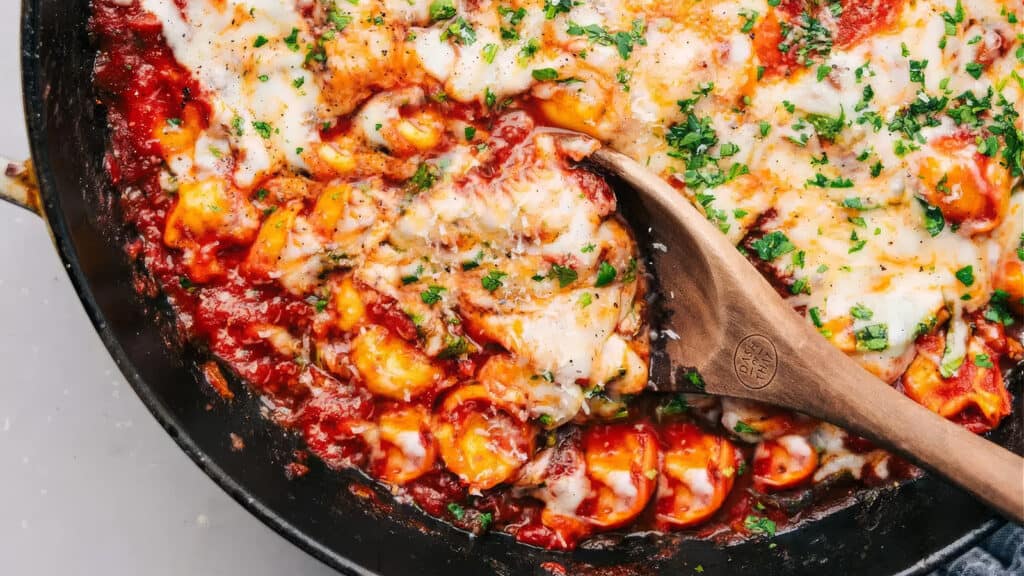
xmin=544 ymin=463 xmax=591 ymax=516
xmin=604 ymin=469 xmax=639 ymax=502
xmin=141 ymin=0 xmax=323 ymax=186
xmin=394 ymin=430 xmax=428 ymax=461
xmin=141 ymin=0 xmax=1022 ymax=448
xmin=778 ymin=435 xmax=813 ymax=460
xmin=681 ymin=468 xmax=716 ymax=502
xmin=518 ymin=445 xmax=592 ymax=517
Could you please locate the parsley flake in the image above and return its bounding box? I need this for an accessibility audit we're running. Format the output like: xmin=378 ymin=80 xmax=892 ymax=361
xmin=481 ymin=270 xmax=508 ymax=292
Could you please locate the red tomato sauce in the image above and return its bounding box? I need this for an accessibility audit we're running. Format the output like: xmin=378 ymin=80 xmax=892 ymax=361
xmin=90 ymin=0 xmax=943 ymax=554
xmin=835 ymin=0 xmax=905 ymax=48
xmin=754 ymin=0 xmax=905 ymax=79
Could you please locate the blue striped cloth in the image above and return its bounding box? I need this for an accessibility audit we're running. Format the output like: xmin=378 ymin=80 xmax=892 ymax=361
xmin=931 ymin=524 xmax=1024 ymax=576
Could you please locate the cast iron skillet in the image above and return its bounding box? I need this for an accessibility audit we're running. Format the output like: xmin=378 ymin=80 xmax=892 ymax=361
xmin=17 ymin=0 xmax=1023 ymax=574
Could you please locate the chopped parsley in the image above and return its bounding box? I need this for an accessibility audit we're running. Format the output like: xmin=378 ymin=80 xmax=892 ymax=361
xmin=841 ymin=197 xmax=874 ymax=211
xmin=409 ymin=163 xmax=438 ymax=190
xmin=914 ymin=315 xmax=938 ymax=338
xmin=659 ymin=395 xmax=690 ymax=417
xmin=252 ymin=121 xmax=273 ymax=139
xmin=565 ymin=19 xmax=647 ymax=60
xmin=595 ymin=261 xmax=617 ymax=287
xmin=420 ymin=285 xmax=446 ymax=305
xmin=806 ymin=173 xmax=853 ymax=188
xmin=438 ymin=335 xmax=470 ymax=359
xmin=461 ymin=251 xmax=483 ymax=271
xmin=684 ymin=370 xmax=706 ymax=391
xmin=616 ymin=67 xmax=632 ymax=92
xmin=941 ymin=1 xmax=965 ymax=37
xmin=478 ymin=512 xmax=493 ymax=531
xmin=915 ymin=196 xmax=946 ymax=237
xmin=805 ymin=108 xmax=846 ymax=142
xmin=517 ymin=37 xmax=540 ymax=62
xmin=665 ymin=83 xmax=748 ymax=190
xmin=888 ymin=91 xmax=949 ymax=142
xmin=499 ymin=5 xmax=526 ymax=39
xmin=855 ymin=61 xmax=875 ymax=83
xmin=855 ymin=85 xmax=875 ymax=113
xmin=809 ymin=306 xmax=824 ymax=327
xmin=955 ymin=265 xmax=975 ymax=287
xmin=940 ymin=350 xmax=964 ymax=378
xmin=401 ymin=264 xmax=424 ymax=285
xmin=744 ymin=515 xmax=777 ymax=536
xmin=855 ymin=323 xmax=889 ymax=352
xmin=578 ymin=292 xmax=593 ymax=308
xmin=751 ymin=231 xmax=796 ymax=262
xmin=482 ymin=43 xmax=499 ymax=64
xmin=283 ymin=28 xmax=301 ymax=52
xmin=327 ymin=4 xmax=353 ymax=31
xmin=909 ymin=59 xmax=928 ymax=85
xmin=695 ymin=192 xmax=731 ymax=233
xmin=739 ymin=9 xmax=759 ymax=34
xmin=850 ymin=303 xmax=874 ymax=320
xmin=481 ymin=270 xmax=508 ymax=292
xmin=440 ymin=17 xmax=476 ymax=45
xmin=543 ymin=0 xmax=576 ymax=20
xmin=532 ymin=67 xmax=559 ymax=81
xmin=447 ymin=502 xmax=465 ymax=520
xmin=983 ymin=289 xmax=1015 ymax=326
xmin=429 ymin=0 xmax=456 ymax=21
xmin=549 ymin=263 xmax=578 ymax=287
xmin=777 ymin=10 xmax=833 ymax=66
xmin=989 ymin=95 xmax=1023 ymax=177
xmin=848 ymin=230 xmax=867 ymax=253
xmin=734 ymin=421 xmax=759 ymax=435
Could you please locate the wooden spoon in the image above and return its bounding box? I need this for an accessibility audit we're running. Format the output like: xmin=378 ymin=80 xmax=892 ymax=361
xmin=581 ymin=143 xmax=1024 ymax=523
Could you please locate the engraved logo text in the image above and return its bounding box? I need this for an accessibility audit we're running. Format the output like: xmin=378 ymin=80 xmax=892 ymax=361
xmin=733 ymin=334 xmax=778 ymax=389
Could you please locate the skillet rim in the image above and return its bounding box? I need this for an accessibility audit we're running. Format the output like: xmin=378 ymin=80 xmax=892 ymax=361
xmin=17 ymin=0 xmax=1010 ymax=574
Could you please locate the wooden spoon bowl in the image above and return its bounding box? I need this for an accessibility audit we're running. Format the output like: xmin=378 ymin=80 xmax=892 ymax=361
xmin=580 ymin=143 xmax=1024 ymax=523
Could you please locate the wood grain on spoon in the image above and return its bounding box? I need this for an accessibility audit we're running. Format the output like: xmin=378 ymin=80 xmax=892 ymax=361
xmin=583 ymin=143 xmax=1024 ymax=523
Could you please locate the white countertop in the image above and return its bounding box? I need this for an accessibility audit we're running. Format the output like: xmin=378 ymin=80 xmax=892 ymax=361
xmin=0 ymin=4 xmax=335 ymax=574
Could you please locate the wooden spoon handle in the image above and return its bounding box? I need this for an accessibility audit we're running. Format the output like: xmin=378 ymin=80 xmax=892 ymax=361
xmin=587 ymin=145 xmax=1024 ymax=523
xmin=773 ymin=330 xmax=1024 ymax=523
xmin=717 ymin=289 xmax=1024 ymax=522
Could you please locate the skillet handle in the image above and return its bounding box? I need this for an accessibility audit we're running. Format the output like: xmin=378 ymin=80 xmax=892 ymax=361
xmin=0 ymin=157 xmax=42 ymax=216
